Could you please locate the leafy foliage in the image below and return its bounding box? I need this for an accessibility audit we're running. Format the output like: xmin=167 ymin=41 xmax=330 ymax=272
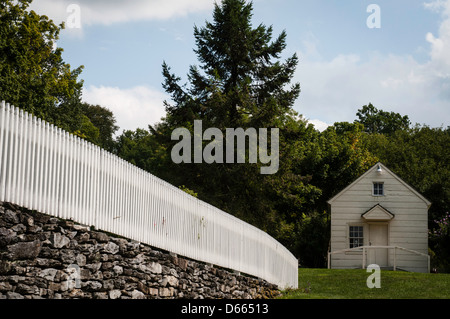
xmin=430 ymin=212 xmax=450 ymax=272
xmin=80 ymin=102 xmax=119 ymax=151
xmin=0 ymin=0 xmax=84 ymax=131
xmin=356 ymin=103 xmax=411 ymax=134
xmin=0 ymin=0 xmax=118 ymax=149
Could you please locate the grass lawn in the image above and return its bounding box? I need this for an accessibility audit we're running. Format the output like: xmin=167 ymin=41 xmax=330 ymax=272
xmin=279 ymin=268 xmax=450 ymax=299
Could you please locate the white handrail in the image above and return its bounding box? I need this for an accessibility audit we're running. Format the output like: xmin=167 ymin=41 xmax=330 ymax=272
xmin=0 ymin=101 xmax=298 ymax=289
xmin=328 ymin=245 xmax=430 ymax=273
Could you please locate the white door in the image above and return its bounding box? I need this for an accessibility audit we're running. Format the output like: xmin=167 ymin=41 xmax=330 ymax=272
xmin=368 ymin=224 xmax=388 ymax=267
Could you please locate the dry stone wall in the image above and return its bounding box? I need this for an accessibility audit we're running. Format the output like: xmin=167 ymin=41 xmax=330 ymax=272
xmin=0 ymin=201 xmax=280 ymax=299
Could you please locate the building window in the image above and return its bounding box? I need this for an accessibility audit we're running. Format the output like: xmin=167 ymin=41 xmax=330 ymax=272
xmin=349 ymin=226 xmax=364 ymax=248
xmin=373 ymin=182 xmax=384 ymax=196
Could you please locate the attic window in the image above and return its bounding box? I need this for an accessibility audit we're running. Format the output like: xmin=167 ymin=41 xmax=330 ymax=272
xmin=373 ymin=182 xmax=384 ymax=196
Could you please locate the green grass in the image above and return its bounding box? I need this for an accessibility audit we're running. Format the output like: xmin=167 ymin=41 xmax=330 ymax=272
xmin=279 ymin=268 xmax=450 ymax=299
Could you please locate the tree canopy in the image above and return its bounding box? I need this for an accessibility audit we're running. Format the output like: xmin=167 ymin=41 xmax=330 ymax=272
xmin=0 ymin=0 xmax=118 ymax=148
xmin=356 ymin=103 xmax=411 ymax=134
xmin=0 ymin=0 xmax=83 ymax=131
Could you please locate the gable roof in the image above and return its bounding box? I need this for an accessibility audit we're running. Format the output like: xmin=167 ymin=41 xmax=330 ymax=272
xmin=362 ymin=204 xmax=395 ymax=221
xmin=327 ymin=162 xmax=432 ymax=208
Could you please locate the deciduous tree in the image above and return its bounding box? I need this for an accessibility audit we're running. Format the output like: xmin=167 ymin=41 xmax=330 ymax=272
xmin=356 ymin=103 xmax=411 ymax=134
xmin=0 ymin=0 xmax=84 ymax=132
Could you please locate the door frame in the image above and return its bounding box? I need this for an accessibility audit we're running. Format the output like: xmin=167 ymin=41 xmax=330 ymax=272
xmin=367 ymin=222 xmax=390 ymax=267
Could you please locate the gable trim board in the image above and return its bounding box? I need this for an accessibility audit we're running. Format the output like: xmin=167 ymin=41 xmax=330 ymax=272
xmin=327 ymin=162 xmax=432 ymax=208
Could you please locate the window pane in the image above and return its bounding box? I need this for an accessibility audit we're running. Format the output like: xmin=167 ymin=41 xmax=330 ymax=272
xmin=349 ymin=226 xmax=364 ymax=248
xmin=373 ymin=183 xmax=384 ymax=195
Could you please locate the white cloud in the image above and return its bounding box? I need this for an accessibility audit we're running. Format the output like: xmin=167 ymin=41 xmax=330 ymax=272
xmin=295 ymin=1 xmax=450 ymax=128
xmin=82 ymin=85 xmax=169 ymax=133
xmin=424 ymin=0 xmax=449 ymax=13
xmin=29 ymin=0 xmax=216 ymax=26
xmin=308 ymin=119 xmax=331 ymax=132
xmin=425 ymin=0 xmax=450 ymax=78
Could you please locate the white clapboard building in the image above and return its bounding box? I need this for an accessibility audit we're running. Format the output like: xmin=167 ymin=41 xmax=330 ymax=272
xmin=327 ymin=162 xmax=431 ymax=273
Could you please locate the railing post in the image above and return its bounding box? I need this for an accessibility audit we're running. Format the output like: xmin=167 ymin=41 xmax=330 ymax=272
xmin=393 ymin=247 xmax=397 ymax=271
xmin=362 ymin=247 xmax=366 ymax=269
xmin=328 ymin=252 xmax=330 ymax=269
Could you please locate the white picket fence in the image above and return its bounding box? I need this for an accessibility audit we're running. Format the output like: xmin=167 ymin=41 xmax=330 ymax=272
xmin=0 ymin=101 xmax=298 ymax=289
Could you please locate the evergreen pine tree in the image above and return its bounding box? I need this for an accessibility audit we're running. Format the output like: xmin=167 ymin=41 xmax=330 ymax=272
xmin=161 ymin=0 xmax=300 ymax=129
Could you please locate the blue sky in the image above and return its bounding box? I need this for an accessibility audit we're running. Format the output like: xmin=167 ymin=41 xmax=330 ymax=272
xmin=29 ymin=0 xmax=450 ymax=133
